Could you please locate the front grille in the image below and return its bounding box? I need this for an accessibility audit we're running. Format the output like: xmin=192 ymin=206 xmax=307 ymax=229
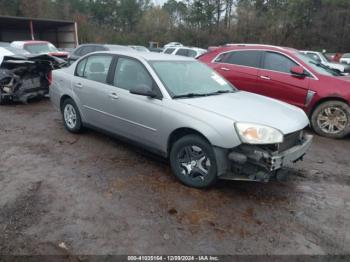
xmin=279 ymin=131 xmax=302 ymax=152
xmin=263 ymin=131 xmax=302 ymax=153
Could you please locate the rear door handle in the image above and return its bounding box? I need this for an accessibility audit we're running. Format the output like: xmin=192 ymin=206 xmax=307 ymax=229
xmin=74 ymin=83 xmax=83 ymax=89
xmin=260 ymin=75 xmax=271 ymax=80
xmin=109 ymin=92 xmax=119 ymax=100
xmin=220 ymin=67 xmax=231 ymax=71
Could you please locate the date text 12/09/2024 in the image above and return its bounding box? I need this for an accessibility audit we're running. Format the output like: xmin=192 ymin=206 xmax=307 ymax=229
xmin=127 ymin=256 xmax=220 ymax=261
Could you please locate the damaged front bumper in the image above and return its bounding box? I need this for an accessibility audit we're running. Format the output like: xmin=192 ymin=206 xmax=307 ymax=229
xmin=267 ymin=135 xmax=312 ymax=171
xmin=216 ymin=132 xmax=313 ymax=182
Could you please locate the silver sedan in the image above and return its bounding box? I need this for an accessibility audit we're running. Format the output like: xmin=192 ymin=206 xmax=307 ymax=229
xmin=50 ymin=51 xmax=312 ymax=188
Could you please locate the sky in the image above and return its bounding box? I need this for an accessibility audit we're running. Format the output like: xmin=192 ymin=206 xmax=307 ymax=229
xmin=153 ymin=0 xmax=167 ymax=6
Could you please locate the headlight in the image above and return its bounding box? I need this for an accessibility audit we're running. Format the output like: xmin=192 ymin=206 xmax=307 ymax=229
xmin=235 ymin=122 xmax=284 ymax=144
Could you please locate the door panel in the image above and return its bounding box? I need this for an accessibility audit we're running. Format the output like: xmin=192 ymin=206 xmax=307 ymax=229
xmin=215 ymin=63 xmax=259 ymax=93
xmin=104 ymin=88 xmax=163 ymax=148
xmin=212 ymin=50 xmax=262 ymax=93
xmin=72 ymin=54 xmax=114 ymax=127
xmin=257 ymin=51 xmax=309 ymax=109
xmin=257 ymin=69 xmax=309 ymax=108
xmin=102 ymin=56 xmax=163 ymax=149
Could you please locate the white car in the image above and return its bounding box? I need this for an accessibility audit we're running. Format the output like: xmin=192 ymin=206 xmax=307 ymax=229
xmin=340 ymin=53 xmax=350 ymax=65
xmin=163 ymin=47 xmax=207 ymax=58
xmin=163 ymin=42 xmax=183 ymax=49
xmin=0 ymin=47 xmax=14 ymax=65
xmin=300 ymin=51 xmax=350 ymax=74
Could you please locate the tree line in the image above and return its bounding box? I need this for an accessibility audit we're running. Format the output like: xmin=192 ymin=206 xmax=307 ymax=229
xmin=0 ymin=0 xmax=349 ymax=52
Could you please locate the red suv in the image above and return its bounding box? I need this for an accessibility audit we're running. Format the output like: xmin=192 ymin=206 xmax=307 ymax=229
xmin=199 ymin=44 xmax=350 ymax=138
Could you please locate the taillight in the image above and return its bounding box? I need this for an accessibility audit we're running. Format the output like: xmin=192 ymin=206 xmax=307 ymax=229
xmin=48 ymin=71 xmax=53 ymax=85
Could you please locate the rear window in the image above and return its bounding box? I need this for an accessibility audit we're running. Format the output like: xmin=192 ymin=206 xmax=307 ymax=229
xmin=24 ymin=43 xmax=58 ymax=54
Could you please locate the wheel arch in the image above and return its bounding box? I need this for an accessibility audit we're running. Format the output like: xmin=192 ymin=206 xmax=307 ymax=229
xmin=60 ymin=94 xmax=73 ymax=113
xmin=309 ymin=96 xmax=350 ymax=117
xmin=167 ymin=127 xmax=211 ymax=157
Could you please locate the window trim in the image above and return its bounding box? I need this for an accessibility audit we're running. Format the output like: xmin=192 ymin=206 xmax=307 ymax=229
xmin=211 ymin=49 xmax=318 ymax=80
xmin=110 ymin=55 xmax=163 ymax=100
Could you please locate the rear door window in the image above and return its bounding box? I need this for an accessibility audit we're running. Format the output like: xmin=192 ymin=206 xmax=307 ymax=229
xmin=76 ymin=58 xmax=87 ymax=77
xmin=82 ymin=55 xmax=113 ymax=84
xmin=175 ymin=48 xmax=189 ymax=57
xmin=224 ymin=50 xmax=262 ymax=68
xmin=263 ymin=52 xmax=298 ymax=74
xmin=187 ymin=50 xmax=197 ymax=58
xmin=164 ymin=48 xmax=175 ymax=54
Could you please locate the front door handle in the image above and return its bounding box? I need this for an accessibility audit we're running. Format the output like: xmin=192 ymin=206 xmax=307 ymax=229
xmin=74 ymin=83 xmax=83 ymax=89
xmin=220 ymin=67 xmax=231 ymax=71
xmin=260 ymin=75 xmax=271 ymax=80
xmin=109 ymin=92 xmax=119 ymax=100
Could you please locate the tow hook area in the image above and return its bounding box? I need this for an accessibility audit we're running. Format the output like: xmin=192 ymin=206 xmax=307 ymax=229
xmin=220 ymin=134 xmax=312 ymax=182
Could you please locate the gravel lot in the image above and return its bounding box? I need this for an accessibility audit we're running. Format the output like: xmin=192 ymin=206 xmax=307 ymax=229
xmin=0 ymin=99 xmax=349 ymax=256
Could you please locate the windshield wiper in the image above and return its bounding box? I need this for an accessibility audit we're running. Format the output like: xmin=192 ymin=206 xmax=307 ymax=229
xmin=172 ymin=93 xmax=209 ymax=99
xmin=206 ymin=90 xmax=234 ymax=96
xmin=173 ymin=90 xmax=234 ymax=99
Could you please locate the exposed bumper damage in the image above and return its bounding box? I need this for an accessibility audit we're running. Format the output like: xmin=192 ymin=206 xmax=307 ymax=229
xmin=216 ymin=131 xmax=313 ymax=182
xmin=0 ymin=55 xmax=66 ymax=104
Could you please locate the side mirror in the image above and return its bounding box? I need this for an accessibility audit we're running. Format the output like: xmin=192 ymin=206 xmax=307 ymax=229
xmin=290 ymin=66 xmax=306 ymax=78
xmin=130 ymin=84 xmax=157 ymax=98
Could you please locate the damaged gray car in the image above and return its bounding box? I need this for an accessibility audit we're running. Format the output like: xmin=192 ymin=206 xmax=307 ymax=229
xmin=50 ymin=51 xmax=313 ymax=188
xmin=0 ymin=54 xmax=66 ymax=104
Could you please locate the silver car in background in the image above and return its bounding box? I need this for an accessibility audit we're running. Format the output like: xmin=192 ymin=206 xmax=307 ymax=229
xmin=50 ymin=51 xmax=312 ymax=188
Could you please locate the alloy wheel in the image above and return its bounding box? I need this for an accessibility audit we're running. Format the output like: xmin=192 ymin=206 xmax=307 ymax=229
xmin=317 ymin=106 xmax=348 ymax=134
xmin=177 ymin=145 xmax=211 ymax=182
xmin=64 ymin=104 xmax=77 ymax=129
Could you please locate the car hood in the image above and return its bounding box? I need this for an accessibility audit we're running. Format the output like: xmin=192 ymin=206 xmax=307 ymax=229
xmin=177 ymin=91 xmax=309 ymax=135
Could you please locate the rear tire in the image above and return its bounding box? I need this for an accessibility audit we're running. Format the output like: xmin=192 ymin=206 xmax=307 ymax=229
xmin=170 ymin=135 xmax=217 ymax=188
xmin=62 ymin=98 xmax=83 ymax=133
xmin=311 ymin=101 xmax=350 ymax=139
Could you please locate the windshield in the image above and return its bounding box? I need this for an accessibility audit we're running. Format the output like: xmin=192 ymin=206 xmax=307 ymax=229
xmin=150 ymin=61 xmax=236 ymax=98
xmin=133 ymin=46 xmax=149 ymax=52
xmin=319 ymin=52 xmax=330 ymax=62
xmin=24 ymin=43 xmax=58 ymax=54
xmin=5 ymin=46 xmax=29 ymax=55
xmin=296 ymin=53 xmax=340 ymax=76
xmin=343 ymin=53 xmax=350 ymax=58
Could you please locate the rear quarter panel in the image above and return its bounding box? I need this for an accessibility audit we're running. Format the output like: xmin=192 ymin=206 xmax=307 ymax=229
xmin=50 ymin=67 xmax=86 ymax=120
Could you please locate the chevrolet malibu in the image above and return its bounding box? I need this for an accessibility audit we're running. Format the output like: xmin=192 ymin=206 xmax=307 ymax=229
xmin=50 ymin=51 xmax=313 ymax=188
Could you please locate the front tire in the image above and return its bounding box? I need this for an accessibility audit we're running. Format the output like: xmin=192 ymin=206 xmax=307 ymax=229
xmin=311 ymin=101 xmax=350 ymax=139
xmin=62 ymin=98 xmax=82 ymax=133
xmin=170 ymin=135 xmax=218 ymax=188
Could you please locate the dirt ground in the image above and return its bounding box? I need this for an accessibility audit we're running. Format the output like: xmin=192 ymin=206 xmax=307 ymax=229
xmin=0 ymin=99 xmax=349 ymax=256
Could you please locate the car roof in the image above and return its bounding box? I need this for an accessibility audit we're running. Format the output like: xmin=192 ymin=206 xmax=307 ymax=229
xmin=0 ymin=42 xmax=11 ymax=47
xmin=92 ymin=51 xmax=195 ymax=62
xmin=215 ymin=44 xmax=298 ymax=54
xmin=12 ymin=40 xmax=50 ymax=45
